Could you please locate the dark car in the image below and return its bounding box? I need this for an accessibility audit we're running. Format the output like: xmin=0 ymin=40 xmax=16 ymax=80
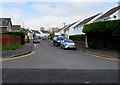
xmin=53 ymin=36 xmax=64 ymax=46
xmin=33 ymin=36 xmax=40 ymax=43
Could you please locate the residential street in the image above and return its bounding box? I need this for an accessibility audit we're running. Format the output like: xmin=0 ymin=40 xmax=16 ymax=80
xmin=1 ymin=40 xmax=119 ymax=83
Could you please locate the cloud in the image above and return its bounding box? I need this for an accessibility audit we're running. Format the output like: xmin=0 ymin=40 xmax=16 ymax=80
xmin=24 ymin=15 xmax=83 ymax=30
xmin=0 ymin=0 xmax=119 ymax=2
xmin=0 ymin=7 xmax=23 ymax=25
xmin=32 ymin=3 xmax=70 ymax=16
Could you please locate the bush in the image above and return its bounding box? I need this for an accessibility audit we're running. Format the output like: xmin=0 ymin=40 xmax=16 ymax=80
xmin=69 ymin=35 xmax=85 ymax=41
xmin=83 ymin=20 xmax=120 ymax=37
xmin=83 ymin=20 xmax=120 ymax=50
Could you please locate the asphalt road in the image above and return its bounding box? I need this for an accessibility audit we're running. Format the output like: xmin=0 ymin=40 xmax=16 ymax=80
xmin=1 ymin=40 xmax=120 ymax=83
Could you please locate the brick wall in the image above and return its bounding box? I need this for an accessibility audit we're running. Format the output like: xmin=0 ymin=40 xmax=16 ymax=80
xmin=0 ymin=35 xmax=21 ymax=46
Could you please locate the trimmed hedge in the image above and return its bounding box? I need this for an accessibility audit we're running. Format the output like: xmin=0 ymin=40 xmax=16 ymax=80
xmin=69 ymin=34 xmax=85 ymax=41
xmin=83 ymin=20 xmax=120 ymax=50
xmin=2 ymin=32 xmax=25 ymax=36
xmin=83 ymin=20 xmax=120 ymax=36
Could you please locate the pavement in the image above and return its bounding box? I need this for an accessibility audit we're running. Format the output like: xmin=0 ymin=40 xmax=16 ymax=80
xmin=75 ymin=41 xmax=120 ymax=59
xmin=1 ymin=40 xmax=120 ymax=60
xmin=2 ymin=42 xmax=33 ymax=58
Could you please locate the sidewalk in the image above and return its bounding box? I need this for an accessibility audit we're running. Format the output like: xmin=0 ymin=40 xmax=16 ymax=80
xmin=75 ymin=41 xmax=120 ymax=59
xmin=2 ymin=43 xmax=33 ymax=58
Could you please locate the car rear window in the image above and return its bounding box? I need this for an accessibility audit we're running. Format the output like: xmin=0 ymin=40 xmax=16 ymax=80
xmin=57 ymin=37 xmax=64 ymax=40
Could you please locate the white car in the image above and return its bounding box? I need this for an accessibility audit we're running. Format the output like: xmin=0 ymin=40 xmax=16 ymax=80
xmin=60 ymin=39 xmax=76 ymax=49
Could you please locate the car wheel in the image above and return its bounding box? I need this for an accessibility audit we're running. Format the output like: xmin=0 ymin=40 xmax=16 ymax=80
xmin=63 ymin=48 xmax=66 ymax=50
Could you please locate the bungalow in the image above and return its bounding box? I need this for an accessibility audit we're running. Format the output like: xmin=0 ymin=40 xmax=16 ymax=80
xmin=0 ymin=18 xmax=12 ymax=33
xmin=74 ymin=13 xmax=101 ymax=35
xmin=64 ymin=21 xmax=79 ymax=39
xmin=57 ymin=24 xmax=70 ymax=36
xmin=74 ymin=13 xmax=101 ymax=48
xmin=26 ymin=29 xmax=34 ymax=40
xmin=31 ymin=29 xmax=41 ymax=38
xmin=95 ymin=6 xmax=120 ymax=22
xmin=40 ymin=30 xmax=50 ymax=38
xmin=12 ymin=25 xmax=22 ymax=32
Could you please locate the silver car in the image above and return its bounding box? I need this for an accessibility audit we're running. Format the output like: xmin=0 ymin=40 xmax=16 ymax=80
xmin=60 ymin=39 xmax=76 ymax=49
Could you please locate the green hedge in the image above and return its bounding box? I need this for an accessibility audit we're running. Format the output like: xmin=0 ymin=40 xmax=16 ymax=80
xmin=83 ymin=20 xmax=120 ymax=36
xmin=2 ymin=32 xmax=25 ymax=36
xmin=83 ymin=20 xmax=120 ymax=50
xmin=69 ymin=34 xmax=85 ymax=41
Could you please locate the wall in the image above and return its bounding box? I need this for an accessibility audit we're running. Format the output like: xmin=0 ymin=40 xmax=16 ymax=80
xmin=0 ymin=35 xmax=21 ymax=46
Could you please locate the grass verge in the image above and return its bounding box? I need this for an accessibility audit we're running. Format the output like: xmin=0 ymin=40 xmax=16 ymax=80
xmin=0 ymin=44 xmax=22 ymax=50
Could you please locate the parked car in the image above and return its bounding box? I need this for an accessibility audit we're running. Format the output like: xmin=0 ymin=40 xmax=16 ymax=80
xmin=53 ymin=36 xmax=64 ymax=46
xmin=42 ymin=36 xmax=47 ymax=40
xmin=60 ymin=39 xmax=76 ymax=49
xmin=33 ymin=36 xmax=40 ymax=43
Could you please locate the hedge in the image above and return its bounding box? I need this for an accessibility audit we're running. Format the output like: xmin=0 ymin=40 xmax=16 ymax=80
xmin=69 ymin=34 xmax=85 ymax=41
xmin=83 ymin=20 xmax=120 ymax=50
xmin=83 ymin=20 xmax=120 ymax=36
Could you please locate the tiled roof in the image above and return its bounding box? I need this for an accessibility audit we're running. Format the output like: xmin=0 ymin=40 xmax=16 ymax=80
xmin=40 ymin=30 xmax=50 ymax=33
xmin=74 ymin=13 xmax=101 ymax=28
xmin=31 ymin=30 xmax=41 ymax=34
xmin=26 ymin=29 xmax=34 ymax=34
xmin=95 ymin=6 xmax=120 ymax=21
xmin=0 ymin=18 xmax=12 ymax=27
xmin=64 ymin=21 xmax=78 ymax=31
xmin=57 ymin=25 xmax=70 ymax=32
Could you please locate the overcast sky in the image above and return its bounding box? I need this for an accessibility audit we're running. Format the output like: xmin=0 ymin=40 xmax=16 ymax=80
xmin=0 ymin=0 xmax=119 ymax=30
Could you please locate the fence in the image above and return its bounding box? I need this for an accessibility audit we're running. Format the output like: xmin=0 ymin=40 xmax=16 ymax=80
xmin=0 ymin=35 xmax=21 ymax=46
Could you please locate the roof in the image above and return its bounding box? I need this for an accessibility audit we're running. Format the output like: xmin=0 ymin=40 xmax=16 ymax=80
xmin=74 ymin=13 xmax=101 ymax=28
xmin=26 ymin=29 xmax=34 ymax=34
xmin=21 ymin=28 xmax=28 ymax=33
xmin=12 ymin=25 xmax=21 ymax=30
xmin=31 ymin=30 xmax=41 ymax=34
xmin=0 ymin=18 xmax=12 ymax=27
xmin=95 ymin=6 xmax=120 ymax=21
xmin=57 ymin=25 xmax=70 ymax=32
xmin=64 ymin=21 xmax=78 ymax=31
xmin=40 ymin=30 xmax=50 ymax=33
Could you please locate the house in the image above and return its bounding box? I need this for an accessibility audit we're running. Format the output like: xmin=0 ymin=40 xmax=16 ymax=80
xmin=95 ymin=6 xmax=120 ymax=22
xmin=57 ymin=25 xmax=70 ymax=36
xmin=119 ymin=1 xmax=120 ymax=19
xmin=12 ymin=25 xmax=22 ymax=32
xmin=74 ymin=13 xmax=101 ymax=35
xmin=40 ymin=30 xmax=50 ymax=38
xmin=74 ymin=13 xmax=101 ymax=48
xmin=0 ymin=18 xmax=12 ymax=33
xmin=64 ymin=21 xmax=79 ymax=39
xmin=51 ymin=28 xmax=59 ymax=36
xmin=21 ymin=28 xmax=29 ymax=39
xmin=26 ymin=29 xmax=34 ymax=40
xmin=31 ymin=29 xmax=42 ymax=37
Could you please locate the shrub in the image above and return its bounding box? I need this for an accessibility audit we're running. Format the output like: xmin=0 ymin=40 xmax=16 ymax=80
xmin=83 ymin=20 xmax=120 ymax=50
xmin=69 ymin=34 xmax=85 ymax=41
xmin=83 ymin=20 xmax=120 ymax=36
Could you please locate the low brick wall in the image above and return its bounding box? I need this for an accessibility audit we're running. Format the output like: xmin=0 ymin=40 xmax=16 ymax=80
xmin=74 ymin=41 xmax=85 ymax=49
xmin=0 ymin=35 xmax=21 ymax=46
